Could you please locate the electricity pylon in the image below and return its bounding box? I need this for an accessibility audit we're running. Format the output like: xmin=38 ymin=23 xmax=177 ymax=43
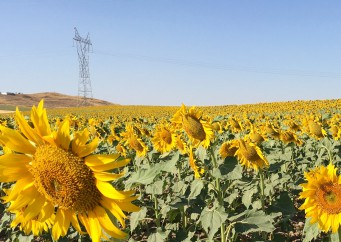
xmin=73 ymin=27 xmax=93 ymax=106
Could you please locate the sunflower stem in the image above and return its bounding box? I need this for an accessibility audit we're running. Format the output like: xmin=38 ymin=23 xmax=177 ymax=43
xmin=209 ymin=145 xmax=226 ymax=242
xmin=154 ymin=194 xmax=161 ymax=228
xmin=259 ymin=169 xmax=265 ymax=211
xmin=338 ymin=226 xmax=341 ymax=242
xmin=320 ymin=144 xmax=334 ymax=164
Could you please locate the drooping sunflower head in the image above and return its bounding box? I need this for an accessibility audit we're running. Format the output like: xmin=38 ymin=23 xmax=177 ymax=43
xmin=219 ymin=140 xmax=239 ymax=159
xmin=279 ymin=130 xmax=303 ymax=146
xmin=235 ymin=138 xmax=269 ymax=171
xmin=189 ymin=147 xmax=204 ymax=179
xmin=172 ymin=104 xmax=214 ymax=148
xmin=299 ymin=163 xmax=341 ymax=233
xmin=0 ymin=100 xmax=140 ymax=241
xmin=175 ymin=134 xmax=189 ymax=154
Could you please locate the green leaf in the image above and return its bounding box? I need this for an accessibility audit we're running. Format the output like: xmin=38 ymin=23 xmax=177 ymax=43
xmin=302 ymin=217 xmax=320 ymax=242
xmin=125 ymin=165 xmax=161 ymax=187
xmin=146 ymin=180 xmax=164 ymax=195
xmin=147 ymin=229 xmax=170 ymax=242
xmin=159 ymin=152 xmax=179 ymax=172
xmin=188 ymin=179 xmax=204 ymax=200
xmin=268 ymin=192 xmax=296 ymax=217
xmin=199 ymin=205 xmax=228 ymax=240
xmin=242 ymin=186 xmax=258 ymax=209
xmin=227 ymin=163 xmax=243 ymax=180
xmin=130 ymin=207 xmax=148 ymax=232
xmin=196 ymin=145 xmax=208 ymax=161
xmin=231 ymin=209 xmax=276 ymax=234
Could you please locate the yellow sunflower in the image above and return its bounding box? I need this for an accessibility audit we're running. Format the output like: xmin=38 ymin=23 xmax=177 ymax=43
xmin=279 ymin=130 xmax=303 ymax=146
xmin=175 ymin=134 xmax=189 ymax=154
xmin=152 ymin=123 xmax=177 ymax=153
xmin=121 ymin=124 xmax=148 ymax=157
xmin=219 ymin=140 xmax=239 ymax=159
xmin=171 ymin=104 xmax=214 ymax=148
xmin=302 ymin=115 xmax=327 ymax=140
xmin=189 ymin=147 xmax=204 ymax=179
xmin=299 ymin=163 xmax=341 ymax=233
xmin=0 ymin=100 xmax=140 ymax=241
xmin=234 ymin=138 xmax=269 ymax=171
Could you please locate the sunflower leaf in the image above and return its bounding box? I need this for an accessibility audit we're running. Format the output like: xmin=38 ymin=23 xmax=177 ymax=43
xmin=130 ymin=207 xmax=148 ymax=232
xmin=188 ymin=179 xmax=204 ymax=200
xmin=232 ymin=209 xmax=276 ymax=234
xmin=198 ymin=205 xmax=228 ymax=240
xmin=302 ymin=217 xmax=320 ymax=242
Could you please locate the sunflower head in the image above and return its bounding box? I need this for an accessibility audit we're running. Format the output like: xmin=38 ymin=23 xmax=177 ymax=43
xmin=219 ymin=140 xmax=239 ymax=158
xmin=0 ymin=100 xmax=140 ymax=241
xmin=235 ymin=138 xmax=269 ymax=171
xmin=172 ymin=104 xmax=214 ymax=148
xmin=300 ymin=163 xmax=341 ymax=233
xmin=152 ymin=123 xmax=177 ymax=153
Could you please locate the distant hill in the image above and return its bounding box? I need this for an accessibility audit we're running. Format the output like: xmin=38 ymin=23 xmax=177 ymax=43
xmin=0 ymin=92 xmax=116 ymax=111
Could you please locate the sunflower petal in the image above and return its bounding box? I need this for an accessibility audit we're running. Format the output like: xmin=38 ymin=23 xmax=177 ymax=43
xmin=0 ymin=154 xmax=32 ymax=182
xmin=88 ymin=158 xmax=130 ymax=172
xmin=94 ymin=206 xmax=127 ymax=239
xmin=30 ymin=100 xmax=51 ymax=137
xmin=0 ymin=126 xmax=36 ymax=154
xmin=55 ymin=119 xmax=71 ymax=150
xmin=94 ymin=171 xmax=124 ymax=181
xmin=23 ymin=195 xmax=45 ymax=221
xmin=100 ymin=197 xmax=126 ymax=227
xmin=15 ymin=107 xmax=44 ymax=145
xmin=85 ymin=154 xmax=120 ymax=166
xmin=96 ymin=180 xmax=134 ymax=200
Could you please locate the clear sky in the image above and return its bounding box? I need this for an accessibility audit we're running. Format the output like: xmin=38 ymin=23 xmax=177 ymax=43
xmin=1 ymin=1 xmax=341 ymax=106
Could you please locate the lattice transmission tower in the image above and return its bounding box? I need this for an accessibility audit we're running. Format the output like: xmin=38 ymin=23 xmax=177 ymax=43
xmin=73 ymin=27 xmax=93 ymax=106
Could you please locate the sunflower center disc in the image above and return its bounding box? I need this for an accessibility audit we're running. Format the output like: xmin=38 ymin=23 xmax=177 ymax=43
xmin=129 ymin=137 xmax=144 ymax=152
xmin=316 ymin=182 xmax=341 ymax=214
xmin=183 ymin=115 xmax=206 ymax=141
xmin=240 ymin=141 xmax=259 ymax=162
xmin=161 ymin=129 xmax=172 ymax=144
xmin=30 ymin=145 xmax=101 ymax=212
xmin=308 ymin=120 xmax=323 ymax=137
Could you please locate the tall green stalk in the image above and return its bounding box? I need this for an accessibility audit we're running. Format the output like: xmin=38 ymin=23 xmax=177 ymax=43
xmin=259 ymin=169 xmax=265 ymax=211
xmin=209 ymin=145 xmax=226 ymax=242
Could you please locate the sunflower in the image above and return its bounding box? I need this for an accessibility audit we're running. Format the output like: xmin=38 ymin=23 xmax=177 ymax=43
xmin=219 ymin=140 xmax=239 ymax=159
xmin=121 ymin=124 xmax=148 ymax=157
xmin=0 ymin=100 xmax=140 ymax=241
xmin=152 ymin=123 xmax=177 ymax=153
xmin=302 ymin=115 xmax=327 ymax=140
xmin=234 ymin=138 xmax=269 ymax=171
xmin=171 ymin=104 xmax=214 ymax=148
xmin=299 ymin=163 xmax=341 ymax=233
xmin=175 ymin=134 xmax=188 ymax=154
xmin=279 ymin=130 xmax=303 ymax=146
xmin=189 ymin=147 xmax=204 ymax=179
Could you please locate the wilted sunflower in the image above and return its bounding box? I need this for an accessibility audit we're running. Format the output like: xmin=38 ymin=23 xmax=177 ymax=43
xmin=121 ymin=124 xmax=148 ymax=157
xmin=175 ymin=134 xmax=188 ymax=154
xmin=279 ymin=130 xmax=303 ymax=146
xmin=152 ymin=123 xmax=177 ymax=153
xmin=189 ymin=147 xmax=204 ymax=178
xmin=302 ymin=115 xmax=327 ymax=140
xmin=0 ymin=100 xmax=140 ymax=241
xmin=299 ymin=163 xmax=341 ymax=233
xmin=234 ymin=138 xmax=269 ymax=170
xmin=219 ymin=140 xmax=239 ymax=159
xmin=172 ymin=104 xmax=214 ymax=148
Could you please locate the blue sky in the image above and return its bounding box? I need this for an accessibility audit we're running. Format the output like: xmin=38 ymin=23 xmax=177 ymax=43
xmin=1 ymin=1 xmax=341 ymax=106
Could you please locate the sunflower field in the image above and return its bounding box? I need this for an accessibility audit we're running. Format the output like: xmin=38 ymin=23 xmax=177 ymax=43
xmin=1 ymin=99 xmax=341 ymax=242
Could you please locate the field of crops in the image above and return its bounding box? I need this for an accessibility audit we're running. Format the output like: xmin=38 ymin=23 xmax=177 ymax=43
xmin=1 ymin=98 xmax=341 ymax=242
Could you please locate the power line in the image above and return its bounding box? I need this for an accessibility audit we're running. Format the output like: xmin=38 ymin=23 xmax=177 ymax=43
xmin=94 ymin=49 xmax=341 ymax=79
